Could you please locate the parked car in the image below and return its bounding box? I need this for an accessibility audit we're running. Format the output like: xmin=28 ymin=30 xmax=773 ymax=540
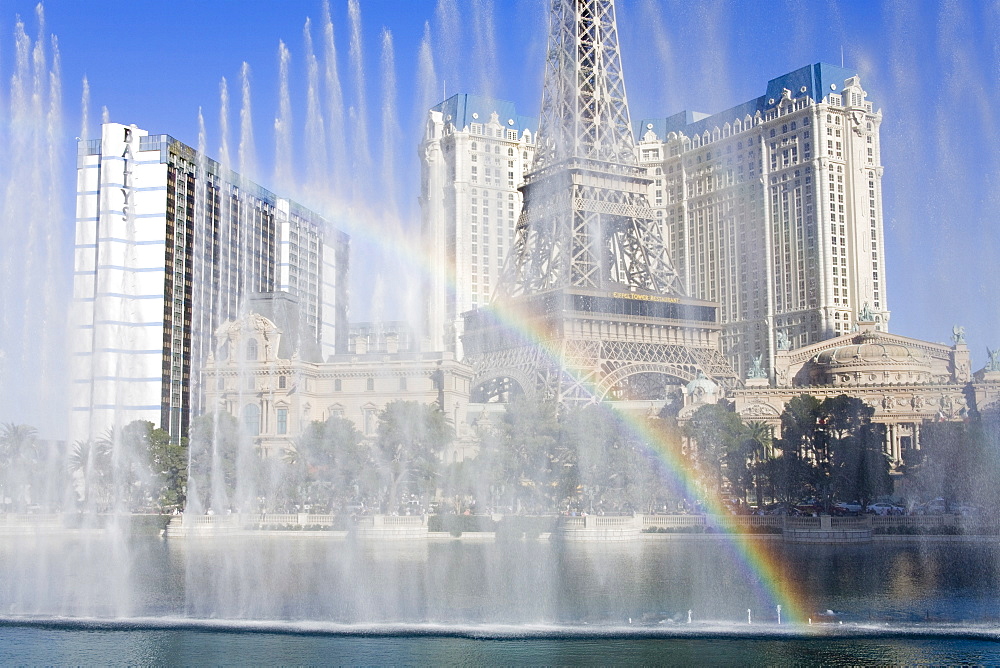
xmin=832 ymin=501 xmax=862 ymax=515
xmin=916 ymin=498 xmax=947 ymax=515
xmin=867 ymin=502 xmax=904 ymax=516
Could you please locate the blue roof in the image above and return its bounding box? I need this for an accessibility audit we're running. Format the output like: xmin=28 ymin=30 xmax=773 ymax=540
xmin=432 ymin=94 xmax=537 ymax=134
xmin=639 ymin=63 xmax=862 ymax=140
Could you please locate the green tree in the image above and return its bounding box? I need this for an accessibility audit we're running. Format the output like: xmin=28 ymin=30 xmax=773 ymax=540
xmin=68 ymin=437 xmax=112 ymax=511
xmin=636 ymin=414 xmax=688 ymax=513
xmin=146 ymin=425 xmax=188 ymax=511
xmin=489 ymin=396 xmax=562 ymax=513
xmin=187 ymin=412 xmax=247 ymax=513
xmin=0 ymin=423 xmax=37 ymax=511
xmin=557 ymin=404 xmax=613 ymax=510
xmin=819 ymin=395 xmax=891 ymax=509
xmin=685 ymin=403 xmax=743 ymax=501
xmin=374 ymin=401 xmax=452 ymax=512
xmin=777 ymin=394 xmax=823 ymax=462
xmin=291 ymin=416 xmax=368 ymax=510
xmin=732 ymin=421 xmax=773 ymax=506
xmin=774 ymin=394 xmax=823 ymax=505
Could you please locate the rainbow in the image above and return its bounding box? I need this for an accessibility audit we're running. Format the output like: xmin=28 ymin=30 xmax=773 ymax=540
xmin=315 ymin=200 xmax=815 ymax=625
xmin=473 ymin=296 xmax=815 ymax=626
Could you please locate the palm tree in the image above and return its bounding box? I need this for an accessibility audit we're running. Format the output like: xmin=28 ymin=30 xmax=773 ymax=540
xmin=69 ymin=438 xmax=112 ymax=510
xmin=0 ymin=423 xmax=37 ymax=511
xmin=0 ymin=422 xmax=37 ymax=463
xmin=742 ymin=421 xmax=774 ymax=506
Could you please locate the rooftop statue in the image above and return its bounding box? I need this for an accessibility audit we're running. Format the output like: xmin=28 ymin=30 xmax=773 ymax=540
xmin=776 ymin=331 xmax=791 ymax=351
xmin=859 ymin=302 xmax=876 ymax=322
xmin=747 ymin=354 xmax=767 ymax=379
xmin=952 ymin=325 xmax=966 ymax=345
xmin=987 ymin=347 xmax=1000 ymax=372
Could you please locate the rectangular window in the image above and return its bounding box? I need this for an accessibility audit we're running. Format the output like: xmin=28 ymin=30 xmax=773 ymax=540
xmin=276 ymin=408 xmax=287 ymax=435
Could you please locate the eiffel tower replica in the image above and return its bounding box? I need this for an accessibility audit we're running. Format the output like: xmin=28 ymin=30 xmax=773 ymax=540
xmin=462 ymin=0 xmax=737 ymax=403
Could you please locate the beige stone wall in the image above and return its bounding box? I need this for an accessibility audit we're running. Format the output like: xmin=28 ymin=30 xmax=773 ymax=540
xmin=720 ymin=324 xmax=1000 ymax=469
xmin=202 ymin=314 xmax=476 ymax=461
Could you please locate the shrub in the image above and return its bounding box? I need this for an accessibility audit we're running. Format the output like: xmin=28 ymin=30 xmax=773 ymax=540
xmin=428 ymin=514 xmax=497 ymax=534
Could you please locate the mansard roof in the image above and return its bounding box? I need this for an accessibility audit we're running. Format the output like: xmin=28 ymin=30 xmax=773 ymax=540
xmin=432 ymin=93 xmax=537 ymax=136
xmin=638 ymin=63 xmax=862 ymax=141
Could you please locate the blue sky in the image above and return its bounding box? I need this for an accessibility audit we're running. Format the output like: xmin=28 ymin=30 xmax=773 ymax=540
xmin=1 ymin=0 xmax=998 ymax=370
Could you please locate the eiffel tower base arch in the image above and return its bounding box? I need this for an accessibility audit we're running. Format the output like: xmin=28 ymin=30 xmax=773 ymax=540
xmin=463 ymin=289 xmax=738 ymax=405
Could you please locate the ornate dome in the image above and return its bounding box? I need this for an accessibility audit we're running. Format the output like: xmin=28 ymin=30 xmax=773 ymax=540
xmin=685 ymin=372 xmax=719 ymax=397
xmin=813 ymin=333 xmax=931 ymax=386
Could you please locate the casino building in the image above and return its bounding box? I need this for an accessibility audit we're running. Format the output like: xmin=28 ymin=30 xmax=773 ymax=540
xmin=679 ymin=313 xmax=1000 ymax=469
xmin=419 ymin=95 xmax=537 ymax=356
xmin=70 ymin=123 xmax=348 ymax=442
xmin=201 ymin=309 xmax=477 ymax=463
xmin=637 ymin=64 xmax=888 ymax=378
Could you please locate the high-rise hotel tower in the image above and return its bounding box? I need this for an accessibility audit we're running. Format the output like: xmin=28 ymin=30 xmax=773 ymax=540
xmin=637 ymin=64 xmax=888 ymax=378
xmin=419 ymin=95 xmax=536 ymax=356
xmin=70 ymin=123 xmax=349 ymax=442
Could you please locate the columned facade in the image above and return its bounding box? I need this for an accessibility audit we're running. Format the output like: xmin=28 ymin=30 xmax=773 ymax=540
xmin=715 ymin=319 xmax=1000 ymax=470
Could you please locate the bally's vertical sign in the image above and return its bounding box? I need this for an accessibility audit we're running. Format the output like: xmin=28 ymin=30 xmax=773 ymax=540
xmin=121 ymin=126 xmax=135 ymax=223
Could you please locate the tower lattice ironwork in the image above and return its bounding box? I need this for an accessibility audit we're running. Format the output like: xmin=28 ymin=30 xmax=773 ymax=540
xmin=497 ymin=0 xmax=682 ymax=298
xmin=463 ymin=0 xmax=737 ymax=403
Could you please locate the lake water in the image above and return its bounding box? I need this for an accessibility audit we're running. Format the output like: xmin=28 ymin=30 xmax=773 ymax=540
xmin=2 ymin=534 xmax=999 ymax=663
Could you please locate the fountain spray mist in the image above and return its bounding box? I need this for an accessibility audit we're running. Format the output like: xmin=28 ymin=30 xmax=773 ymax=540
xmin=304 ymin=17 xmax=328 ymax=196
xmin=273 ymin=40 xmax=293 ymax=192
xmin=218 ymin=77 xmax=231 ymax=168
xmin=0 ymin=9 xmax=66 ymax=434
xmin=80 ymin=74 xmax=89 ymax=140
xmin=321 ymin=0 xmax=347 ymax=201
xmin=470 ymin=0 xmax=498 ymax=101
xmin=379 ymin=28 xmax=398 ymax=219
xmin=415 ymin=22 xmax=439 ymax=129
xmin=238 ymin=61 xmax=256 ymax=181
xmin=434 ymin=0 xmax=461 ymax=100
xmin=347 ymin=0 xmax=371 ymax=201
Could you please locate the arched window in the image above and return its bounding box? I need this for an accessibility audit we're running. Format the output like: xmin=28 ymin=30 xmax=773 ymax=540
xmin=243 ymin=404 xmax=260 ymax=436
xmin=246 ymin=339 xmax=258 ymax=361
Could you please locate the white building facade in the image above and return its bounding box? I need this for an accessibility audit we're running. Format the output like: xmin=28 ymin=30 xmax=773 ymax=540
xmin=636 ymin=64 xmax=888 ymax=378
xmin=202 ymin=312 xmax=477 ymax=463
xmin=419 ymin=95 xmax=536 ymax=356
xmin=70 ymin=123 xmax=348 ymax=442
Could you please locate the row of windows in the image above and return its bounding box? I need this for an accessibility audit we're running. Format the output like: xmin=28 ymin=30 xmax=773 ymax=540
xmin=225 ymin=374 xmax=422 ymax=394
